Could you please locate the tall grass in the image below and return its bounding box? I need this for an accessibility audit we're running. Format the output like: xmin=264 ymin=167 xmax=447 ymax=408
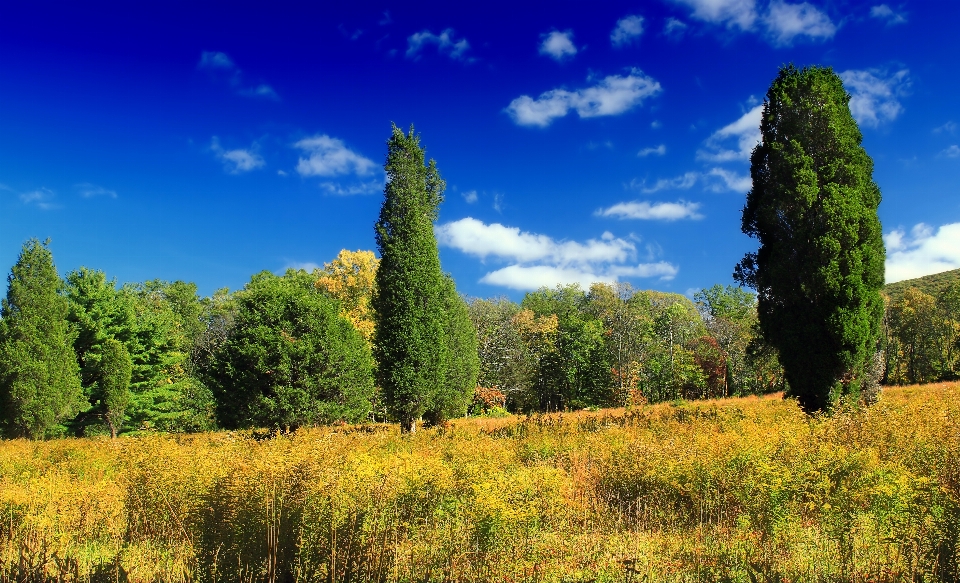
xmin=1 ymin=384 xmax=959 ymax=582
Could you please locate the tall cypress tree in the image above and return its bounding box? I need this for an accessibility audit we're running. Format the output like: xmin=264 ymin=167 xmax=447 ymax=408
xmin=372 ymin=125 xmax=448 ymax=433
xmin=735 ymin=65 xmax=885 ymax=412
xmin=0 ymin=239 xmax=83 ymax=438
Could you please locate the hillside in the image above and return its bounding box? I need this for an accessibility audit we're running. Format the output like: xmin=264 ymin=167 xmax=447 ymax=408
xmin=884 ymin=267 xmax=960 ymax=302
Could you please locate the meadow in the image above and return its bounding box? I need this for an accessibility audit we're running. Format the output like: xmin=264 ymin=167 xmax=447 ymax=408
xmin=2 ymin=384 xmax=959 ymax=583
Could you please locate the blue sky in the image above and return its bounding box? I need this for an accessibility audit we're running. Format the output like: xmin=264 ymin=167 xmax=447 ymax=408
xmin=2 ymin=1 xmax=959 ymax=300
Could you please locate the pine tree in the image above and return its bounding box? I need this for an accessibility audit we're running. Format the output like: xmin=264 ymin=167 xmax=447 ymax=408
xmin=0 ymin=239 xmax=83 ymax=438
xmin=735 ymin=65 xmax=885 ymax=412
xmin=372 ymin=125 xmax=448 ymax=433
xmin=425 ymin=275 xmax=479 ymax=424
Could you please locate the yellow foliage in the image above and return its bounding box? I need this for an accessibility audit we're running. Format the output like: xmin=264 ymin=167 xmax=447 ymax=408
xmin=2 ymin=385 xmax=960 ymax=581
xmin=314 ymin=249 xmax=379 ymax=342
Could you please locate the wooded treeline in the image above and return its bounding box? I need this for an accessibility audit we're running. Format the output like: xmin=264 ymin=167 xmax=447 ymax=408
xmin=1 ymin=237 xmax=959 ymax=439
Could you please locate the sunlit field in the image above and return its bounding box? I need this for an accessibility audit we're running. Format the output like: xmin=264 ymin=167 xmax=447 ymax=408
xmin=2 ymin=384 xmax=959 ymax=582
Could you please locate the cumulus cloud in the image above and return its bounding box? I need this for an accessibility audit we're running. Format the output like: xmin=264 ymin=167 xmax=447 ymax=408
xmin=670 ymin=0 xmax=758 ymax=30
xmin=940 ymin=145 xmax=960 ymax=158
xmin=611 ymin=15 xmax=645 ymax=46
xmin=539 ymin=30 xmax=577 ymax=60
xmin=462 ymin=190 xmax=478 ymax=203
xmin=870 ymin=4 xmax=906 ymax=25
xmin=505 ymin=69 xmax=662 ymax=127
xmin=596 ymin=200 xmax=703 ymax=221
xmin=435 ymin=217 xmax=677 ymax=291
xmin=638 ymin=144 xmax=666 ymax=157
xmin=76 ymin=183 xmax=117 ymax=198
xmin=762 ymin=1 xmax=836 ymax=45
xmin=294 ymin=135 xmax=376 ymax=177
xmin=210 ymin=137 xmax=265 ymax=174
xmin=840 ymin=68 xmax=910 ymax=127
xmin=885 ymin=223 xmax=960 ymax=283
xmin=406 ymin=29 xmax=471 ymax=61
xmin=698 ymin=104 xmax=762 ymax=162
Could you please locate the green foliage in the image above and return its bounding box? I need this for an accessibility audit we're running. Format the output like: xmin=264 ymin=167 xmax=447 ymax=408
xmin=0 ymin=239 xmax=82 ymax=439
xmin=884 ymin=267 xmax=960 ymax=304
xmin=372 ymin=125 xmax=448 ymax=432
xmin=736 ymin=64 xmax=885 ymax=412
xmin=122 ymin=280 xmax=215 ymax=432
xmin=100 ymin=338 xmax=132 ymax=438
xmin=522 ymin=285 xmax=612 ymax=410
xmin=426 ymin=275 xmax=479 ymax=424
xmin=468 ymin=297 xmax=531 ymax=399
xmin=209 ymin=270 xmax=375 ymax=429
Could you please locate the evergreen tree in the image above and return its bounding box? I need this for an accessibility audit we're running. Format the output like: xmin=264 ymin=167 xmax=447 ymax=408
xmin=209 ymin=271 xmax=375 ymax=429
xmin=735 ymin=65 xmax=885 ymax=412
xmin=425 ymin=275 xmax=479 ymax=424
xmin=0 ymin=239 xmax=82 ymax=438
xmin=372 ymin=125 xmax=448 ymax=433
xmin=100 ymin=338 xmax=132 ymax=438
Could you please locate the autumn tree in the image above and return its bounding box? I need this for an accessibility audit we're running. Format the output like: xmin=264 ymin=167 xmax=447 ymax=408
xmin=372 ymin=125 xmax=448 ymax=433
xmin=315 ymin=249 xmax=379 ymax=342
xmin=0 ymin=239 xmax=83 ymax=438
xmin=735 ymin=65 xmax=885 ymax=412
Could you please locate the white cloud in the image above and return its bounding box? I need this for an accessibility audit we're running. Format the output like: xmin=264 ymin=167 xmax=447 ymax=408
xmin=198 ymin=51 xmax=279 ymax=100
xmin=505 ymin=69 xmax=662 ymax=127
xmin=239 ymin=84 xmax=279 ymax=100
xmin=198 ymin=51 xmax=236 ymax=70
xmin=539 ymin=30 xmax=577 ymax=61
xmin=839 ymin=68 xmax=910 ymax=127
xmin=319 ymin=181 xmax=383 ymax=196
xmin=435 ymin=217 xmax=678 ymax=291
xmin=941 ymin=145 xmax=960 ymax=158
xmin=462 ymin=190 xmax=478 ymax=203
xmin=934 ymin=121 xmax=957 ymax=134
xmin=633 ymin=172 xmax=699 ymax=193
xmin=19 ymin=188 xmax=58 ymax=210
xmin=706 ymin=168 xmax=751 ymax=193
xmin=638 ymin=144 xmax=666 ymax=157
xmin=294 ymin=135 xmax=376 ymax=177
xmin=762 ymin=1 xmax=836 ymax=45
xmin=210 ymin=137 xmax=265 ymax=174
xmin=406 ymin=29 xmax=471 ymax=61
xmin=664 ymin=18 xmax=689 ymax=37
xmin=870 ymin=4 xmax=906 ymax=25
xmin=596 ymin=200 xmax=703 ymax=221
xmin=698 ymin=104 xmax=762 ymax=162
xmin=611 ymin=15 xmax=645 ymax=47
xmin=885 ymin=223 xmax=960 ymax=283
xmin=670 ymin=0 xmax=758 ymax=30
xmin=76 ymin=183 xmax=117 ymax=198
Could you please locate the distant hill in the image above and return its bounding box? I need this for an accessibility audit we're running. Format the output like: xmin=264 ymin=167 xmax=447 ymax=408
xmin=883 ymin=268 xmax=960 ymax=302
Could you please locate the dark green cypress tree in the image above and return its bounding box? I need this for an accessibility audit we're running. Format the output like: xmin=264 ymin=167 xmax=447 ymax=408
xmin=372 ymin=125 xmax=448 ymax=433
xmin=0 ymin=239 xmax=83 ymax=438
xmin=735 ymin=65 xmax=885 ymax=413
